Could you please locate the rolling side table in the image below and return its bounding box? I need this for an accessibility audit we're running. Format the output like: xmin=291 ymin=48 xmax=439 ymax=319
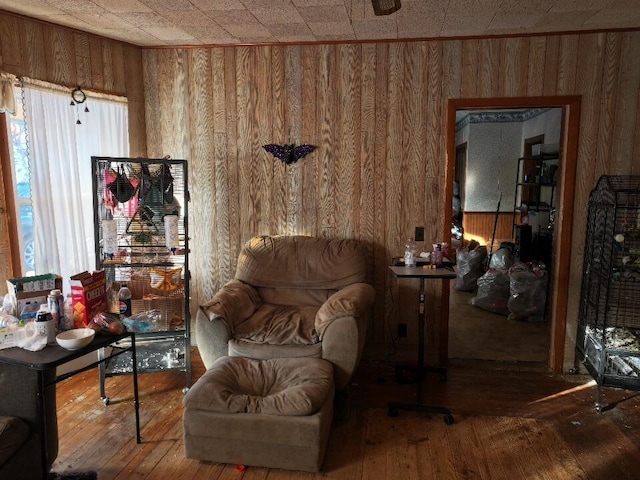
xmin=0 ymin=332 xmax=140 ymax=477
xmin=387 ymin=265 xmax=456 ymax=424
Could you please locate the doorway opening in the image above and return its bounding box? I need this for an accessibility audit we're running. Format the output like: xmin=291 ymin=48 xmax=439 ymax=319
xmin=443 ymin=96 xmax=581 ymax=373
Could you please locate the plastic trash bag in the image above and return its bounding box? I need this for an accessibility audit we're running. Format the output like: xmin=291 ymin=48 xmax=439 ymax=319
xmin=488 ymin=247 xmax=514 ymax=270
xmin=454 ymin=246 xmax=487 ymax=291
xmin=507 ymin=263 xmax=548 ymax=322
xmin=470 ymin=268 xmax=510 ymax=315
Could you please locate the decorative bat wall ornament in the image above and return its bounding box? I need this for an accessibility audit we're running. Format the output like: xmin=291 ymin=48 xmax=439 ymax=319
xmin=263 ymin=143 xmax=316 ymax=165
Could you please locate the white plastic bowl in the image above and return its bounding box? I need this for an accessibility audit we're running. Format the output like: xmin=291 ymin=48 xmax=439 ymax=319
xmin=56 ymin=328 xmax=96 ymax=350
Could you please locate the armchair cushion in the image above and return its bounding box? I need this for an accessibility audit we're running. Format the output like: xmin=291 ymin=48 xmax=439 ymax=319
xmin=183 ymin=356 xmax=333 ymax=416
xmin=236 ymin=236 xmax=366 ymax=289
xmin=315 ymin=283 xmax=376 ymax=337
xmin=235 ymin=304 xmax=319 ymax=345
xmin=201 ymin=279 xmax=261 ymax=330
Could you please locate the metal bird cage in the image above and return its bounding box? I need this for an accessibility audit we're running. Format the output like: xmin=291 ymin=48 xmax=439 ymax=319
xmin=577 ymin=175 xmax=640 ymax=411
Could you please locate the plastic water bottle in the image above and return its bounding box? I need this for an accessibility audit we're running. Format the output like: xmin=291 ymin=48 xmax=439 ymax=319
xmin=404 ymin=238 xmax=417 ymax=267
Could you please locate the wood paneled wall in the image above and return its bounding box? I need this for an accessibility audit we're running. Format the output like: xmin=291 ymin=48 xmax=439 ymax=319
xmin=142 ymin=31 xmax=640 ymax=367
xmin=0 ymin=11 xmax=145 ymax=292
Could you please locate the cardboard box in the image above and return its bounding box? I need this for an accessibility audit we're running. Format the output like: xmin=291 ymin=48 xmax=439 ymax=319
xmin=6 ymin=274 xmax=63 ymax=321
xmin=70 ymin=270 xmax=107 ymax=327
xmin=7 ymin=274 xmax=62 ymax=295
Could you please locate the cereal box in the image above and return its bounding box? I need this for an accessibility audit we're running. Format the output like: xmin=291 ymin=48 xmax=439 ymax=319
xmin=70 ymin=270 xmax=107 ymax=327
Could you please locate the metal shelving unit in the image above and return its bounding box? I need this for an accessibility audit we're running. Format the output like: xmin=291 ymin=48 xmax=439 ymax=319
xmin=91 ymin=156 xmax=191 ymax=394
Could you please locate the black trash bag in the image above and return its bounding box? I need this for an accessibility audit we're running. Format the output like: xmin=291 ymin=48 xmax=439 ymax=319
xmin=454 ymin=246 xmax=487 ymax=291
xmin=470 ymin=268 xmax=511 ymax=315
xmin=507 ymin=264 xmax=548 ymax=322
xmin=108 ymin=165 xmax=135 ymax=203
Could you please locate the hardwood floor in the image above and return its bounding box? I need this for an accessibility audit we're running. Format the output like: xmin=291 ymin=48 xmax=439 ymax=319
xmin=51 ymin=350 xmax=640 ymax=480
xmin=448 ymin=285 xmax=550 ymax=364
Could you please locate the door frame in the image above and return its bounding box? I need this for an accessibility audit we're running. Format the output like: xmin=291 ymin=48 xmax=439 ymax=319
xmin=444 ymin=96 xmax=581 ymax=373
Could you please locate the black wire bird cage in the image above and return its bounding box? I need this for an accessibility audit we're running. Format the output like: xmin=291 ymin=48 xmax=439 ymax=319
xmin=577 ymin=175 xmax=640 ymax=411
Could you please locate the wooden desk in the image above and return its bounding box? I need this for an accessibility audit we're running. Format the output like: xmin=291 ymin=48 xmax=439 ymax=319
xmin=0 ymin=332 xmax=140 ymax=476
xmin=388 ymin=265 xmax=456 ymax=424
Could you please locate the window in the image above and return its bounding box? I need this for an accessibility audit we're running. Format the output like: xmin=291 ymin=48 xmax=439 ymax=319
xmin=7 ymin=98 xmax=34 ymax=274
xmin=3 ymin=81 xmax=129 ymax=292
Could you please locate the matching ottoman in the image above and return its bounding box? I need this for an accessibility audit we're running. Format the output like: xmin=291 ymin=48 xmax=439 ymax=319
xmin=183 ymin=356 xmax=334 ymax=472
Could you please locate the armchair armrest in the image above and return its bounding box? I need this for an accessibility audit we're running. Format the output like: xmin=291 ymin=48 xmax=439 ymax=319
xmin=200 ymin=279 xmax=262 ymax=330
xmin=315 ymin=283 xmax=376 ymax=337
xmin=197 ymin=279 xmax=262 ymax=370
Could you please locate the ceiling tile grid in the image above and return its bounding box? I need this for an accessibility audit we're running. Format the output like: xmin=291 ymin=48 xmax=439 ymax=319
xmin=0 ymin=0 xmax=638 ymax=47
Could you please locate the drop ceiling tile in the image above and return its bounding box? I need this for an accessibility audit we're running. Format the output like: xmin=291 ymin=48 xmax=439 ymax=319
xmin=127 ymin=12 xmax=175 ymax=28
xmin=497 ymin=0 xmax=555 ymax=14
xmin=292 ymin=0 xmax=345 ymax=5
xmin=74 ymin=12 xmax=134 ymax=29
xmin=0 ymin=0 xmax=65 ymax=16
xmin=440 ymin=14 xmax=494 ymax=36
xmin=138 ymin=0 xmax=196 ymax=11
xmin=212 ymin=9 xmax=259 ymax=25
xmin=242 ymin=0 xmax=294 ymax=7
xmin=48 ymin=0 xmax=107 ymax=14
xmin=549 ymin=0 xmax=608 ymax=12
xmin=298 ymin=4 xmax=350 ymax=23
xmin=184 ymin=25 xmax=237 ymax=41
xmin=267 ymin=22 xmax=313 ymax=36
xmin=584 ymin=7 xmax=640 ymax=25
xmin=250 ymin=6 xmax=305 ymax=25
xmin=307 ymin=20 xmax=353 ymax=35
xmin=44 ymin=13 xmax=97 ymax=30
xmin=223 ymin=22 xmax=272 ymax=37
xmin=141 ymin=25 xmax=195 ymax=41
xmin=445 ymin=0 xmax=503 ymax=16
xmin=397 ymin=12 xmax=446 ymax=37
xmin=534 ymin=10 xmax=599 ymax=30
xmin=489 ymin=13 xmax=545 ymax=30
xmin=91 ymin=0 xmax=152 ymax=13
xmin=161 ymin=10 xmax=220 ymax=27
xmin=188 ymin=0 xmax=245 ymax=10
xmin=352 ymin=18 xmax=397 ymax=40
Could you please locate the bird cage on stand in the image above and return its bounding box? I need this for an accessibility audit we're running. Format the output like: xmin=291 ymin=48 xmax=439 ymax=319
xmin=577 ymin=175 xmax=640 ymax=411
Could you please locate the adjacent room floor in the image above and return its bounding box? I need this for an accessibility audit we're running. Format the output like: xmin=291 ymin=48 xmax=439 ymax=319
xmin=448 ymin=284 xmax=550 ymax=365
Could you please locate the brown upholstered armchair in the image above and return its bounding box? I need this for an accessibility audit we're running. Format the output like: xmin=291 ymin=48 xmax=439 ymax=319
xmin=196 ymin=235 xmax=375 ymax=392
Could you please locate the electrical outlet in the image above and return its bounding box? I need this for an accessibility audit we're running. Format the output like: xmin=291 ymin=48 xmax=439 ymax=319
xmin=397 ymin=323 xmax=408 ymax=338
xmin=414 ymin=226 xmax=425 ymax=242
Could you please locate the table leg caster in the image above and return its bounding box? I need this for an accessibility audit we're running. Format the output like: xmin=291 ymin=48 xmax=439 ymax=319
xmin=102 ymin=397 xmax=110 ymax=406
xmin=444 ymin=414 xmax=454 ymax=425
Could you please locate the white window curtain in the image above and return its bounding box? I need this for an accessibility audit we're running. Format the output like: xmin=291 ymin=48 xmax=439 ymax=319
xmin=0 ymin=73 xmax=16 ymax=114
xmin=22 ymin=83 xmax=129 ymax=293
